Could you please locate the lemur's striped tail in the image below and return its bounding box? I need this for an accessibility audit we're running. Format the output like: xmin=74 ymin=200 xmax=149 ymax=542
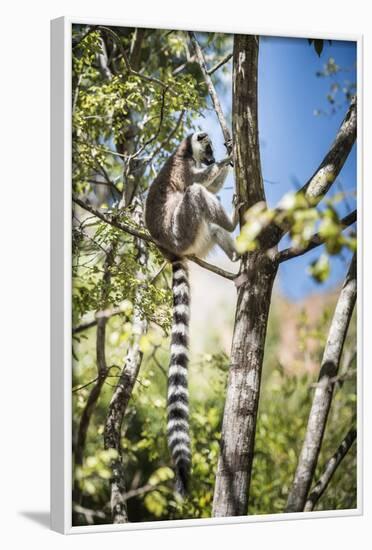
xmin=167 ymin=260 xmax=191 ymax=496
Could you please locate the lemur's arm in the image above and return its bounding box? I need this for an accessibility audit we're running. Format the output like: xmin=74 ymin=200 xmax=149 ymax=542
xmin=205 ymin=165 xmax=229 ymax=194
xmin=190 ymin=156 xmax=231 ymax=189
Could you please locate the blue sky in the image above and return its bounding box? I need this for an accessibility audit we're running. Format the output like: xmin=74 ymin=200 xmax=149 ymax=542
xmin=196 ymin=35 xmax=357 ymax=301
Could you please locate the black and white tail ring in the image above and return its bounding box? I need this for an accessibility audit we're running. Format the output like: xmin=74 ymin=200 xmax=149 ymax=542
xmin=167 ymin=260 xmax=191 ymax=496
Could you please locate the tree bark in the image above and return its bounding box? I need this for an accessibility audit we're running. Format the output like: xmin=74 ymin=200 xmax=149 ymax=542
xmin=301 ymin=97 xmax=356 ymax=202
xmin=212 ymin=35 xmax=278 ymax=517
xmin=286 ymin=253 xmax=357 ymax=512
xmin=212 ymin=253 xmax=277 ymax=517
xmin=104 ymin=200 xmax=148 ymax=523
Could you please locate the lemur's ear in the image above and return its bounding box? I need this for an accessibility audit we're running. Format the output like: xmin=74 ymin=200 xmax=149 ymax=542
xmin=183 ymin=135 xmax=194 ymax=158
xmin=197 ymin=132 xmax=207 ymax=141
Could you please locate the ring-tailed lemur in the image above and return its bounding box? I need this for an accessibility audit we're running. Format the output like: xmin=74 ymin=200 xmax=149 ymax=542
xmin=145 ymin=132 xmax=240 ymax=495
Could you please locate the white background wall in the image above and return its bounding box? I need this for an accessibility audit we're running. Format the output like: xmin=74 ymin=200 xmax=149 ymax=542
xmin=1 ymin=1 xmax=371 ymax=548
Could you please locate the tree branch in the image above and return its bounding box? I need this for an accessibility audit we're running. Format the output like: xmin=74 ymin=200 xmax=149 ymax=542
xmin=129 ymin=28 xmax=146 ymax=70
xmin=73 ymin=504 xmax=106 ymax=524
xmin=74 ymin=138 xmax=128 ymax=160
xmin=73 ymin=196 xmax=237 ymax=280
xmin=87 ymin=179 xmax=121 ymax=198
xmin=98 ymin=35 xmax=114 ymax=80
xmin=73 ymin=306 xmax=124 ymax=335
xmin=98 ymin=26 xmax=169 ymax=90
xmin=72 ymin=196 xmax=154 ymax=243
xmin=188 ymin=255 xmax=236 ymax=280
xmin=269 ymin=98 xmax=357 ymax=246
xmin=300 ymin=97 xmax=356 ymax=201
xmin=285 ymin=253 xmax=357 ymax=513
xmin=74 ymin=479 xmax=165 ymax=525
xmin=277 ymin=210 xmax=357 ymax=263
xmin=130 ymin=86 xmax=168 ymax=161
xmin=104 ymin=200 xmax=148 ymax=524
xmin=207 ymin=52 xmax=233 ymax=75
xmin=304 ymin=427 xmax=357 ymax=512
xmin=148 ymin=110 xmax=185 ymax=162
xmin=188 ymin=32 xmax=232 ymax=154
xmin=122 ymin=482 xmax=162 ymax=501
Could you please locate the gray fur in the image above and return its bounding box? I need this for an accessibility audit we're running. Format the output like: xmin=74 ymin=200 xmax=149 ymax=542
xmin=145 ymin=131 xmax=239 ymax=261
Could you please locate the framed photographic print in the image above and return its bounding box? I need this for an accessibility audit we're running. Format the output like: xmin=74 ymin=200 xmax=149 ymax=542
xmin=51 ymin=16 xmax=362 ymax=534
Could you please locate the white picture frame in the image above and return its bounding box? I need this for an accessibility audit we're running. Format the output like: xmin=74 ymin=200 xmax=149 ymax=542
xmin=51 ymin=16 xmax=363 ymax=534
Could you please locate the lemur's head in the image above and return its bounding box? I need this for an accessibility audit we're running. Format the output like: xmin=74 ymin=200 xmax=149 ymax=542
xmin=190 ymin=132 xmax=215 ymax=166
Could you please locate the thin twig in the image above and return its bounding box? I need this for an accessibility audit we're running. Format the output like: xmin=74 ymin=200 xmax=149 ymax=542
xmin=98 ymin=26 xmax=169 ymax=90
xmin=152 ymin=353 xmax=167 ymax=379
xmin=188 ymin=255 xmax=237 ymax=280
xmin=310 ymin=368 xmax=356 ymax=389
xmin=188 ymin=32 xmax=232 ymax=154
xmin=72 ymin=372 xmax=121 ymax=393
xmin=72 ymin=196 xmax=154 ymax=243
xmin=74 ymin=138 xmax=128 ymax=160
xmin=207 ymin=52 xmax=233 ymax=75
xmin=72 ymin=375 xmax=101 ymax=394
xmin=130 ymin=86 xmax=168 ymax=161
xmin=73 ymin=503 xmax=106 ymax=524
xmin=73 ymin=318 xmax=99 ymax=335
xmin=150 ymin=261 xmax=168 ymax=283
xmin=148 ymin=110 xmax=185 ymax=162
xmin=73 ymin=307 xmax=122 ymax=335
xmin=304 ymin=427 xmax=357 ymax=511
xmin=270 ymin=98 xmax=357 ymax=246
xmin=123 ymin=482 xmax=162 ymax=500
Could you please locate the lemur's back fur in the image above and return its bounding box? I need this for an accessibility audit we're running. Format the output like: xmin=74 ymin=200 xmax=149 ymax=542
xmin=145 ymin=132 xmax=238 ymax=495
xmin=145 ymin=136 xmax=201 ymax=259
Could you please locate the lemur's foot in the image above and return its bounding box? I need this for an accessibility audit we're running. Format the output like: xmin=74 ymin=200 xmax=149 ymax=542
xmin=231 ymin=250 xmax=241 ymax=262
xmin=232 ymin=197 xmax=245 ymax=229
xmin=220 ymin=154 xmax=233 ymax=167
xmin=224 ymin=138 xmax=233 ymax=151
xmin=232 ymin=194 xmax=244 ymax=208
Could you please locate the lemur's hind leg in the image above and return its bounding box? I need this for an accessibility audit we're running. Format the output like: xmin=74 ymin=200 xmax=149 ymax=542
xmin=210 ymin=224 xmax=239 ymax=261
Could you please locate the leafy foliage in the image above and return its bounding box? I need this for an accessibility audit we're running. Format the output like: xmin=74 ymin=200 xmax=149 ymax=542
xmin=71 ymin=24 xmax=357 ymax=526
xmin=236 ymin=191 xmax=356 ymax=283
xmin=73 ymin=297 xmax=356 ymax=522
xmin=314 ymin=57 xmax=356 ymax=116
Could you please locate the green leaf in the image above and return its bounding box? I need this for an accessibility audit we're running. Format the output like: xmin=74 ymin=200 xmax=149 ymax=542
xmin=314 ymin=39 xmax=324 ymax=57
xmin=308 ymin=254 xmax=330 ymax=283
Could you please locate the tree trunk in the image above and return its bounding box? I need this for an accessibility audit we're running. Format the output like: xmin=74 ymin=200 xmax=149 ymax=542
xmin=104 ymin=200 xmax=148 ymax=523
xmin=104 ymin=270 xmax=148 ymax=523
xmin=286 ymin=253 xmax=357 ymax=512
xmin=212 ymin=253 xmax=277 ymax=517
xmin=212 ymin=35 xmax=278 ymax=517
